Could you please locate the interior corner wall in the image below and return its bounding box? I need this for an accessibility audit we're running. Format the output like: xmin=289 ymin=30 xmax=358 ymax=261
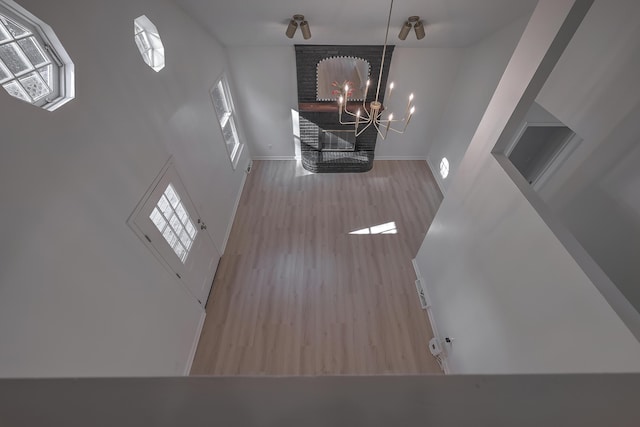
xmin=532 ymin=0 xmax=640 ymax=315
xmin=374 ymin=47 xmax=463 ymax=160
xmin=535 ymin=0 xmax=640 ymax=207
xmin=0 ymin=0 xmax=248 ymax=377
xmin=414 ymin=0 xmax=640 ymax=374
xmin=425 ymin=16 xmax=530 ymax=192
xmin=226 ymin=46 xmax=299 ymax=159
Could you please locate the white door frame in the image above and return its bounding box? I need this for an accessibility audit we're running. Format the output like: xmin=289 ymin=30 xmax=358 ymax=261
xmin=127 ymin=157 xmax=220 ymax=307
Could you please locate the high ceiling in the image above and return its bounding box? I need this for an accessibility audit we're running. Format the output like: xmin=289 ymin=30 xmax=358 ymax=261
xmin=175 ymin=0 xmax=538 ymax=48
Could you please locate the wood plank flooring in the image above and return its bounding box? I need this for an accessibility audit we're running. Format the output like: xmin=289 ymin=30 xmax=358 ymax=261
xmin=191 ymin=160 xmax=443 ymax=375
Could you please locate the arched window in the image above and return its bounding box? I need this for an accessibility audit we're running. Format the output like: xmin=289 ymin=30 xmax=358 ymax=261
xmin=134 ymin=15 xmax=165 ymax=72
xmin=0 ymin=0 xmax=74 ymax=110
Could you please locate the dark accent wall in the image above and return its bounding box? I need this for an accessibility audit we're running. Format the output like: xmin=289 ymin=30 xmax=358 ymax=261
xmin=295 ymin=45 xmax=394 ymax=173
xmin=295 ymin=45 xmax=394 ymax=103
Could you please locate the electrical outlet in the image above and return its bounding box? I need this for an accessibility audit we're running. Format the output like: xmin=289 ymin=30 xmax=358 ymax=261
xmin=429 ymin=337 xmax=443 ymax=356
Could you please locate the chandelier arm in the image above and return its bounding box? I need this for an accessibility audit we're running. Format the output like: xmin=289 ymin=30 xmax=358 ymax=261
xmin=362 ymin=97 xmax=368 ymax=112
xmin=342 ymin=109 xmax=359 ymax=119
xmin=364 ymin=108 xmax=374 ymax=121
xmin=341 ymin=102 xmax=357 ymax=117
xmin=342 ymin=105 xmax=373 ymax=121
xmin=386 ymin=126 xmax=407 ymax=135
xmin=339 ymin=111 xmax=363 ymax=124
xmin=355 ymin=119 xmax=375 ymax=137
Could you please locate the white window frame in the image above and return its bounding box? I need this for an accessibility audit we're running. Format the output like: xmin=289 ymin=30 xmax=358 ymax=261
xmin=0 ymin=0 xmax=74 ymax=111
xmin=210 ymin=74 xmax=243 ymax=169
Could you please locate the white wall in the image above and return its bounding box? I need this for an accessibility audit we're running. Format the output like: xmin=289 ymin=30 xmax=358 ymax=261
xmin=0 ymin=0 xmax=249 ymax=377
xmin=414 ymin=0 xmax=640 ymax=374
xmin=226 ymin=46 xmax=299 ymax=159
xmin=425 ymin=16 xmax=529 ymax=193
xmin=536 ymin=0 xmax=640 ymax=206
xmin=552 ymin=121 xmax=640 ymax=314
xmin=374 ymin=48 xmax=463 ymax=160
xmin=533 ymin=0 xmax=640 ymax=317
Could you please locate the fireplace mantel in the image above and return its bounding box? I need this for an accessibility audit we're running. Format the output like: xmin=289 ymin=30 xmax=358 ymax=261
xmin=298 ymin=102 xmax=384 ymax=114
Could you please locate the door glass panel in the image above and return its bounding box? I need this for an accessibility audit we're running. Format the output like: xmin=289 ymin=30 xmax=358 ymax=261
xmin=150 ymin=183 xmax=198 ymax=263
xmin=175 ymin=203 xmax=188 ymax=223
xmin=157 ymin=195 xmax=172 ymax=217
xmin=179 ymin=229 xmax=191 ymax=249
xmin=173 ymin=243 xmax=186 ymax=260
xmin=162 ymin=226 xmax=178 ymax=247
xmin=165 ymin=184 xmax=180 ymax=208
xmin=150 ymin=207 xmax=167 ymax=231
xmin=186 ymin=221 xmax=196 ymax=239
xmin=169 ymin=214 xmax=184 ymax=235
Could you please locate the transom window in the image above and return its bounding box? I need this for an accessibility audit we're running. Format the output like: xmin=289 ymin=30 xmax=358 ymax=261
xmin=0 ymin=1 xmax=74 ymax=110
xmin=149 ymin=183 xmax=197 ymax=263
xmin=211 ymin=75 xmax=243 ymax=169
xmin=134 ymin=15 xmax=165 ymax=72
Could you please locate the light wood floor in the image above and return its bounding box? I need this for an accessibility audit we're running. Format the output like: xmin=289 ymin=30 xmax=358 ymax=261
xmin=191 ymin=160 xmax=443 ymax=375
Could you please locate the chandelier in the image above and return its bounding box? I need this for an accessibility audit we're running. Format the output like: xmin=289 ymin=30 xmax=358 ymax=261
xmin=337 ymin=0 xmax=415 ymax=139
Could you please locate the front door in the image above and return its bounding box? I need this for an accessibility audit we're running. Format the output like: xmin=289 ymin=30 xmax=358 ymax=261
xmin=132 ymin=161 xmax=220 ymax=306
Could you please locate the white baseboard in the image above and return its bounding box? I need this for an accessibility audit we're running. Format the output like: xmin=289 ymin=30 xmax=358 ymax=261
xmin=184 ymin=310 xmax=206 ymax=376
xmin=375 ymin=156 xmax=428 ymax=161
xmin=412 ymin=258 xmax=451 ymax=374
xmin=252 ymin=156 xmax=296 ymax=160
xmin=426 ymin=157 xmax=446 ymax=195
xmin=221 ymin=170 xmax=247 ymax=254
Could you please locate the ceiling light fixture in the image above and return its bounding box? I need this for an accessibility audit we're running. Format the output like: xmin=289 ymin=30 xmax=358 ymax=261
xmin=285 ymin=14 xmax=311 ymax=40
xmin=398 ymin=21 xmax=412 ymax=40
xmin=337 ymin=0 xmax=415 ymax=140
xmin=398 ymin=16 xmax=425 ymax=40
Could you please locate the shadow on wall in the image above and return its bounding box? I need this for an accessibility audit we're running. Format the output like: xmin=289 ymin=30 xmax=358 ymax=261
xmin=558 ymin=185 xmax=640 ymax=311
xmin=503 ymin=99 xmax=640 ymax=317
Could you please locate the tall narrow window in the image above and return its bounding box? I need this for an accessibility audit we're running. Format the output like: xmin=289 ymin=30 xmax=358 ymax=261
xmin=134 ymin=15 xmax=165 ymax=72
xmin=211 ymin=75 xmax=243 ymax=169
xmin=0 ymin=0 xmax=74 ymax=110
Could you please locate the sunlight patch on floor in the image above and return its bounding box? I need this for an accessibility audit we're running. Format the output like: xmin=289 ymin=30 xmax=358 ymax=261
xmin=349 ymin=221 xmax=397 ymax=235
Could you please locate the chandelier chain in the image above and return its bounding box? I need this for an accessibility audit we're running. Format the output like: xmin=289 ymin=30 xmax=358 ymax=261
xmin=375 ymin=0 xmax=394 ymax=101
